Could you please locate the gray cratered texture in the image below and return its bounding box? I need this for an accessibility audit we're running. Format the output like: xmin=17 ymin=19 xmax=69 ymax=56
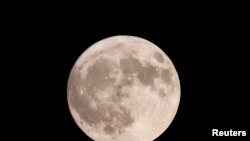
xmin=67 ymin=35 xmax=180 ymax=141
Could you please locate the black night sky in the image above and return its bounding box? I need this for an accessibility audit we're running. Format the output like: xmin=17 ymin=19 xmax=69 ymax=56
xmin=6 ymin=8 xmax=249 ymax=140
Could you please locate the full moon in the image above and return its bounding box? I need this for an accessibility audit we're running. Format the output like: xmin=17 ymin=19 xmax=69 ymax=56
xmin=67 ymin=35 xmax=180 ymax=141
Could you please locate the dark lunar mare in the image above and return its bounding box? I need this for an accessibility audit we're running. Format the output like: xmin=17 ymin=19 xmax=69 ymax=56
xmin=68 ymin=59 xmax=135 ymax=135
xmin=68 ymin=55 xmax=174 ymax=135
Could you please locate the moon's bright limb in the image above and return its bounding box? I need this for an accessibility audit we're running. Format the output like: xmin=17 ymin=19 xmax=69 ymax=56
xmin=67 ymin=35 xmax=180 ymax=141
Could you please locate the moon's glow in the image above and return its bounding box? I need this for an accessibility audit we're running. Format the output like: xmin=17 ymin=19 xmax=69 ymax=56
xmin=67 ymin=36 xmax=180 ymax=141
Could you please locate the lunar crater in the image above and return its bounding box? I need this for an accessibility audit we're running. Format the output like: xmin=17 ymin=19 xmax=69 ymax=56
xmin=154 ymin=52 xmax=165 ymax=63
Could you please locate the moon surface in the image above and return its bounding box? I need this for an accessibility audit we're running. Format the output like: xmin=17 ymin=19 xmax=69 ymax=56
xmin=67 ymin=35 xmax=180 ymax=141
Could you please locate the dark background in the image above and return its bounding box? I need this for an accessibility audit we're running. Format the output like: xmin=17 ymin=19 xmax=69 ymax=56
xmin=6 ymin=7 xmax=249 ymax=140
